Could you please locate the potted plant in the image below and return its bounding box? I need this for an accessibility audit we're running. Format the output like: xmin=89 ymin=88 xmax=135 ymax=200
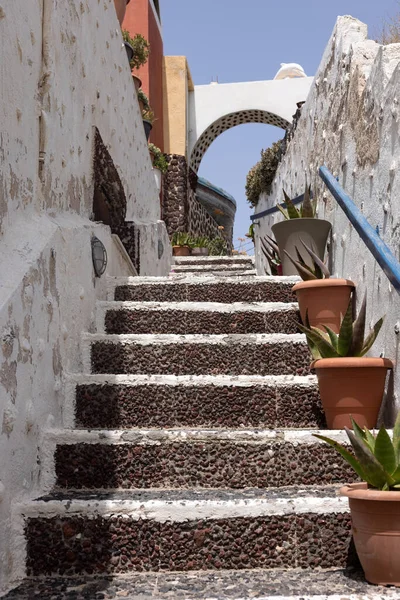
xmin=260 ymin=235 xmax=282 ymax=276
xmin=148 ymin=143 xmax=168 ymax=191
xmin=299 ymin=296 xmax=392 ymax=429
xmin=271 ymin=183 xmax=331 ymax=276
xmin=171 ymin=232 xmax=193 ymax=257
xmin=315 ymin=415 xmax=400 ymax=586
xmin=114 ymin=0 xmax=130 ymax=26
xmin=192 ymin=237 xmax=210 ymax=256
xmin=122 ymin=31 xmax=150 ymax=92
xmin=208 ymin=237 xmax=228 ymax=256
xmin=286 ymin=240 xmax=355 ymax=333
xmin=142 ymin=108 xmax=155 ymax=141
xmin=137 ymin=89 xmax=149 ymax=115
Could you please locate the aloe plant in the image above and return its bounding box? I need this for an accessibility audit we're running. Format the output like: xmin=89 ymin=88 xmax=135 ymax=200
xmin=314 ymin=414 xmax=400 ymax=491
xmin=284 ymin=239 xmax=330 ymax=281
xmin=260 ymin=235 xmax=281 ymax=276
xmin=171 ymin=232 xmax=193 ymax=247
xmin=298 ymin=295 xmax=384 ymax=360
xmin=277 ymin=182 xmax=316 ymax=220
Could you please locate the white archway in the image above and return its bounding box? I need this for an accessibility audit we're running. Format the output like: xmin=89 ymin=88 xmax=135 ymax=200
xmin=188 ymin=76 xmax=313 ymax=172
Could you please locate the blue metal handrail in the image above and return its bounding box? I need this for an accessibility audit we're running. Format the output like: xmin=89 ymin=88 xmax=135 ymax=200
xmin=250 ymin=192 xmax=307 ymax=222
xmin=319 ymin=165 xmax=400 ymax=294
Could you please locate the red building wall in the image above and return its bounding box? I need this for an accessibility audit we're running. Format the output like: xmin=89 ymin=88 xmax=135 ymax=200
xmin=124 ymin=0 xmax=164 ymax=151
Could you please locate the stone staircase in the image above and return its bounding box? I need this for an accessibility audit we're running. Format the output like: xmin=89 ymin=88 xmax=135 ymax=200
xmin=6 ymin=256 xmax=397 ymax=599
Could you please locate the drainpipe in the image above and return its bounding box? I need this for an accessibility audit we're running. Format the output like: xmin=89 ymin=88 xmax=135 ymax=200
xmin=38 ymin=0 xmax=52 ymax=182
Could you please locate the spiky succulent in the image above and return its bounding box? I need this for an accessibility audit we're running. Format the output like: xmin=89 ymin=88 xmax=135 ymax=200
xmin=260 ymin=235 xmax=281 ymax=276
xmin=171 ymin=232 xmax=193 ymax=247
xmin=314 ymin=415 xmax=400 ymax=491
xmin=193 ymin=237 xmax=209 ymax=248
xmin=284 ymin=239 xmax=330 ymax=281
xmin=277 ymin=182 xmax=317 ymax=220
xmin=298 ymin=295 xmax=384 ymax=360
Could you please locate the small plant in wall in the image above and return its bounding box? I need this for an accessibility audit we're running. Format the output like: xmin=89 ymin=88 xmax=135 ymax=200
xmin=298 ymin=295 xmax=392 ymax=430
xmin=315 ymin=413 xmax=400 ymax=586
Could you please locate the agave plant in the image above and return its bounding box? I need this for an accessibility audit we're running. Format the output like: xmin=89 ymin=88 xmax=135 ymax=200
xmin=193 ymin=236 xmax=209 ymax=248
xmin=171 ymin=232 xmax=193 ymax=247
xmin=284 ymin=239 xmax=330 ymax=281
xmin=277 ymin=182 xmax=316 ymax=220
xmin=314 ymin=414 xmax=400 ymax=491
xmin=298 ymin=295 xmax=384 ymax=360
xmin=260 ymin=235 xmax=281 ymax=276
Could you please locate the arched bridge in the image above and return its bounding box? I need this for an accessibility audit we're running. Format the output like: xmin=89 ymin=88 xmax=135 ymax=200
xmin=188 ymin=76 xmax=314 ymax=172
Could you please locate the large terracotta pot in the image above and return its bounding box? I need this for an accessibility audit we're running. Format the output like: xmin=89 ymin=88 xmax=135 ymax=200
xmin=312 ymin=357 xmax=393 ymax=429
xmin=132 ymin=75 xmax=142 ymax=94
xmin=173 ymin=246 xmax=190 ymax=257
xmin=272 ymin=218 xmax=332 ymax=276
xmin=293 ymin=278 xmax=355 ymax=333
xmin=114 ymin=0 xmax=128 ymax=26
xmin=341 ymin=483 xmax=400 ymax=586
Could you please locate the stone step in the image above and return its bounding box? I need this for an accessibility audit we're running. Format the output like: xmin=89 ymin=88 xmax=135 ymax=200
xmin=72 ymin=374 xmax=325 ymax=430
xmin=171 ymin=264 xmax=255 ymax=274
xmin=173 ymin=256 xmax=254 ymax=264
xmin=83 ymin=333 xmax=310 ymax=376
xmin=97 ymin=301 xmax=299 ymax=335
xmin=5 ymin=568 xmax=399 ymax=600
xmin=110 ymin=275 xmax=299 ymax=304
xmin=50 ymin=429 xmax=355 ymax=490
xmin=22 ymin=487 xmax=356 ymax=576
xmin=170 ymin=268 xmax=258 ymax=277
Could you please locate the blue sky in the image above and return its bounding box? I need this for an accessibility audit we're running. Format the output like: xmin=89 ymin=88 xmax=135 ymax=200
xmin=162 ymin=0 xmax=399 ymax=253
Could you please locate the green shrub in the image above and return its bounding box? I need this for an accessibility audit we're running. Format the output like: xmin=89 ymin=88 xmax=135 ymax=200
xmin=245 ymin=140 xmax=283 ymax=207
xmin=122 ymin=30 xmax=150 ymax=70
xmin=148 ymin=143 xmax=168 ymax=173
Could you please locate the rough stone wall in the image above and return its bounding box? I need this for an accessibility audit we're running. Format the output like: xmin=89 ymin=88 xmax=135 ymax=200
xmin=254 ymin=16 xmax=400 ymax=422
xmin=0 ymin=0 xmax=170 ymax=591
xmin=163 ymin=154 xmax=226 ymax=245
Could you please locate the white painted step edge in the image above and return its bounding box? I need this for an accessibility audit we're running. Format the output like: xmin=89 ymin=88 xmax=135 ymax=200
xmin=174 ymin=256 xmax=255 ymax=263
xmin=16 ymin=494 xmax=349 ymax=520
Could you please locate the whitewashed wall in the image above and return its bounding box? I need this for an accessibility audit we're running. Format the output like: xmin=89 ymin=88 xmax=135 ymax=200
xmin=254 ymin=16 xmax=400 ymax=424
xmin=0 ymin=0 xmax=170 ymax=591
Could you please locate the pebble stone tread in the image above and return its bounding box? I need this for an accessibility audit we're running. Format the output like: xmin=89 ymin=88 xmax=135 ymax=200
xmin=90 ymin=339 xmax=310 ymax=376
xmin=54 ymin=441 xmax=356 ymax=489
xmin=114 ymin=281 xmax=296 ymax=304
xmin=5 ymin=568 xmax=399 ymax=599
xmin=104 ymin=307 xmax=300 ymax=335
xmin=26 ymin=511 xmax=355 ymax=575
xmin=75 ymin=382 xmax=325 ymax=429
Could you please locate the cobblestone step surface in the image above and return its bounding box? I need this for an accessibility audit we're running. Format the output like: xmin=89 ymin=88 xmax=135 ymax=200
xmin=98 ymin=301 xmax=299 ymax=335
xmin=72 ymin=374 xmax=324 ymax=430
xmin=21 ymin=487 xmax=356 ymax=576
xmin=50 ymin=429 xmax=355 ymax=490
xmin=84 ymin=333 xmax=311 ymax=376
xmin=111 ymin=275 xmax=298 ymax=304
xmin=5 ymin=568 xmax=397 ymax=600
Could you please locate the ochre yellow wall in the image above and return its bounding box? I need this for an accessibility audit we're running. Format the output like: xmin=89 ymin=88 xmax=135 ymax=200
xmin=163 ymin=56 xmax=193 ymax=157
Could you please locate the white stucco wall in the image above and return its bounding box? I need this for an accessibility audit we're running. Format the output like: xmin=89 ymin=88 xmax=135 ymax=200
xmin=0 ymin=0 xmax=171 ymax=591
xmin=254 ymin=16 xmax=400 ymax=423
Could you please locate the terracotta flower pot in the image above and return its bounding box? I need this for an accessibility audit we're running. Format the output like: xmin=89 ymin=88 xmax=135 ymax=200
xmin=312 ymin=357 xmax=393 ymax=429
xmin=341 ymin=482 xmax=400 ymax=586
xmin=293 ymin=278 xmax=355 ymax=333
xmin=132 ymin=74 xmax=142 ymax=94
xmin=114 ymin=0 xmax=128 ymax=25
xmin=173 ymin=246 xmax=190 ymax=257
xmin=272 ymin=218 xmax=332 ymax=276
